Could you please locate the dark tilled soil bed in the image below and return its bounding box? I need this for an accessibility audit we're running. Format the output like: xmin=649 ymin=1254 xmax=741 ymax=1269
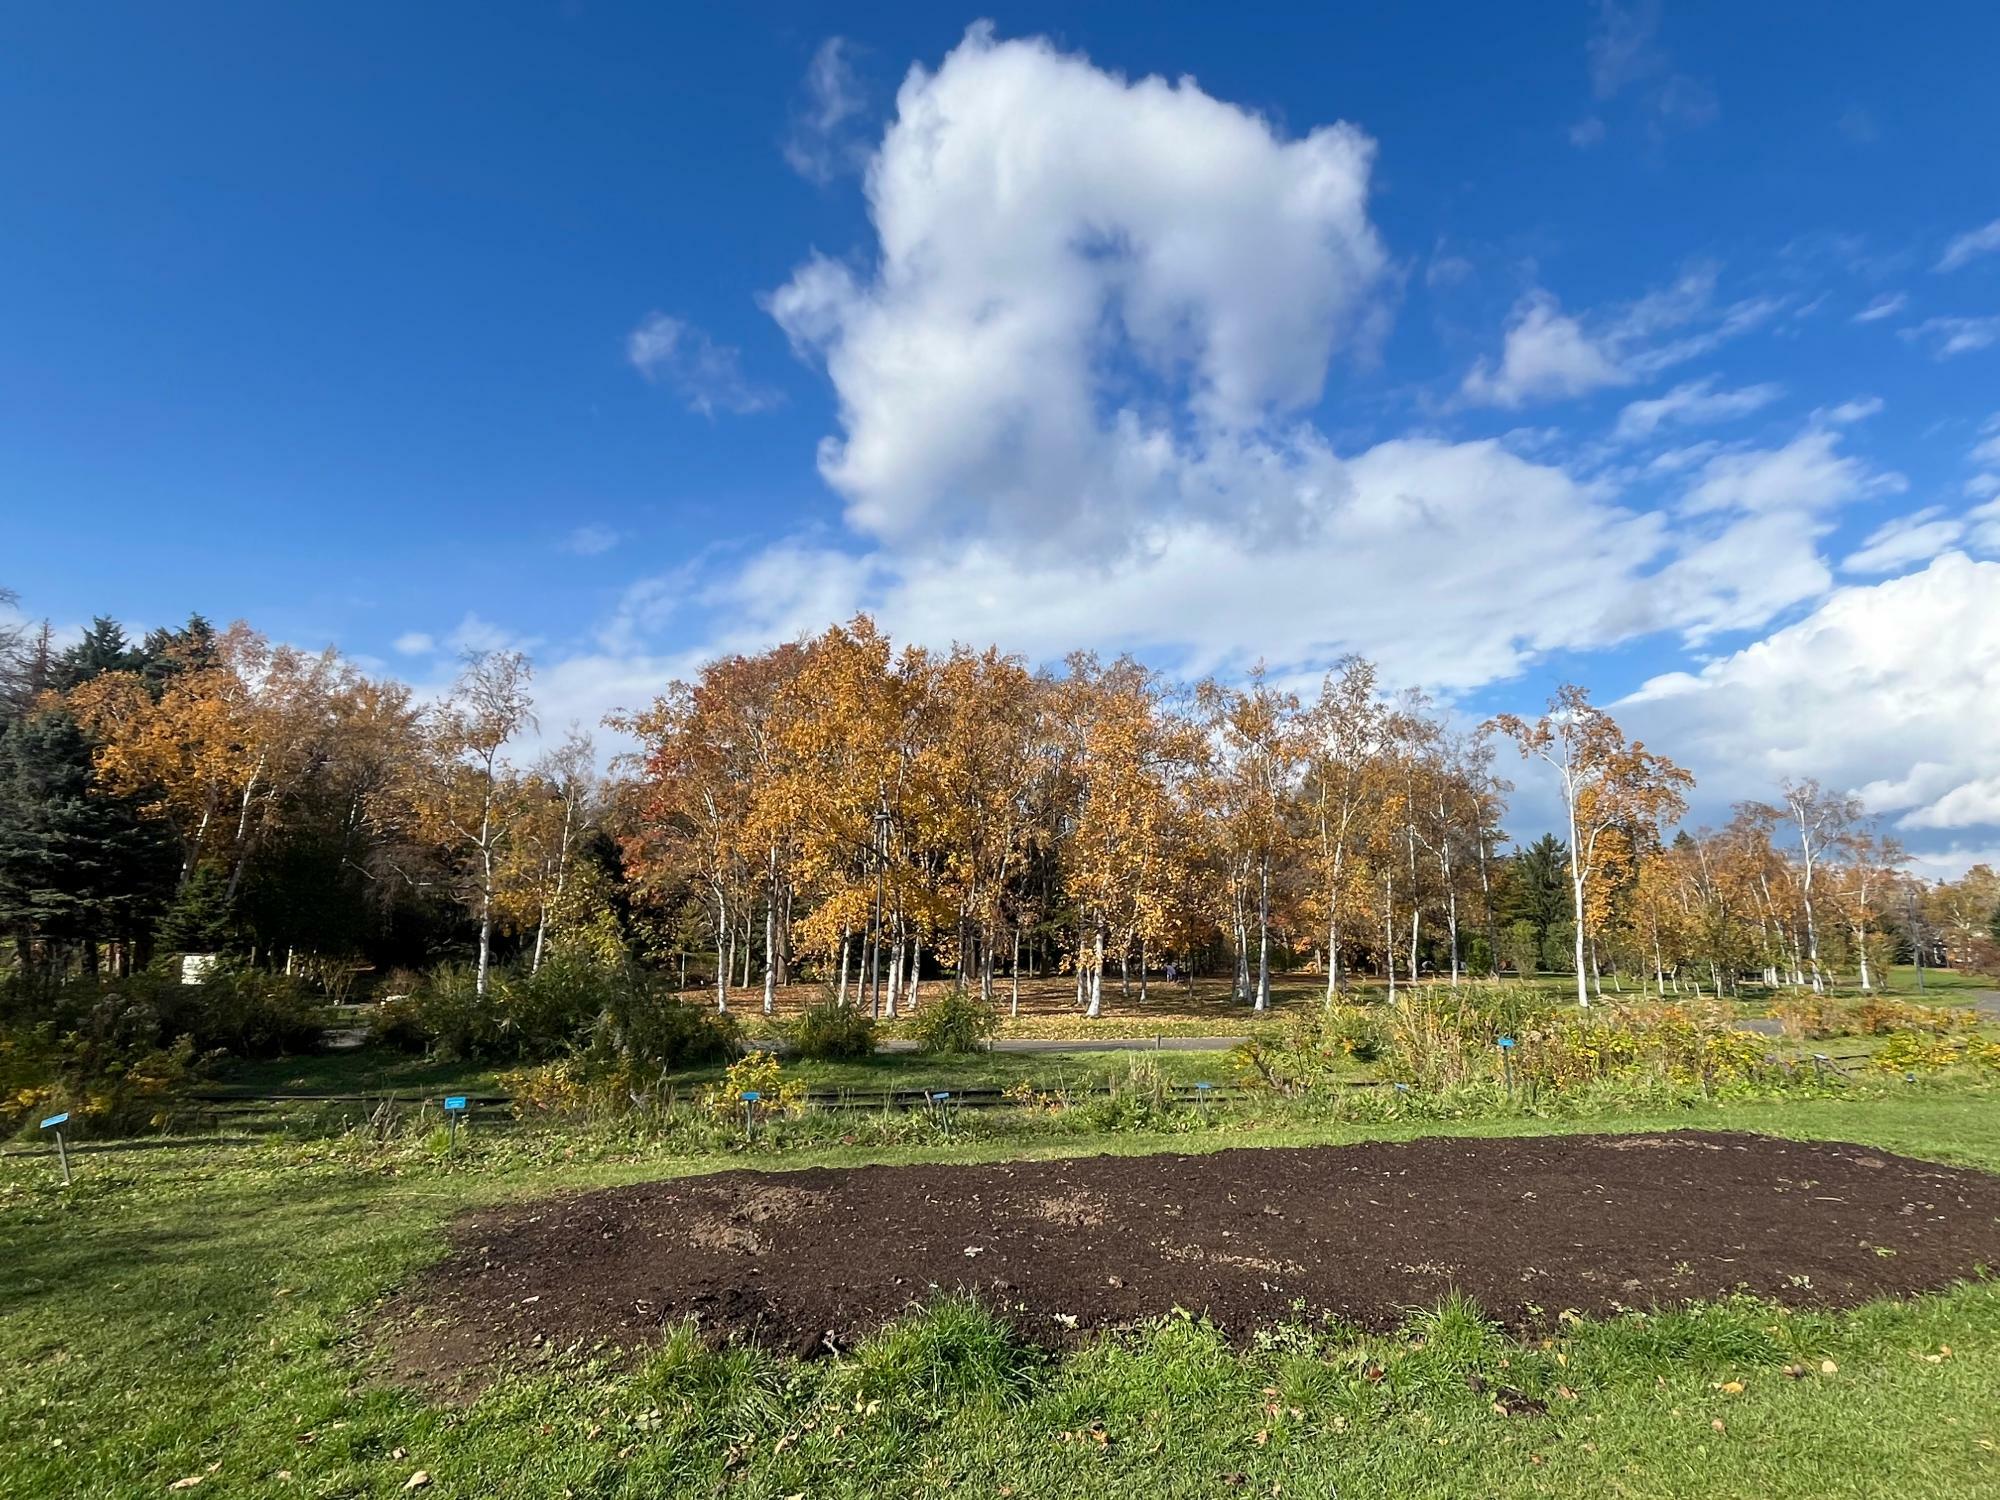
xmin=382 ymin=1131 xmax=2000 ymax=1389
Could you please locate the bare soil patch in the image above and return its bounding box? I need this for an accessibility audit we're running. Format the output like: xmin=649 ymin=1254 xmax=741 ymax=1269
xmin=381 ymin=1131 xmax=2000 ymax=1391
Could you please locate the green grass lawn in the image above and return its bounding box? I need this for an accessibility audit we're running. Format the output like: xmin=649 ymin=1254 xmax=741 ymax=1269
xmin=6 ymin=1087 xmax=2000 ymax=1498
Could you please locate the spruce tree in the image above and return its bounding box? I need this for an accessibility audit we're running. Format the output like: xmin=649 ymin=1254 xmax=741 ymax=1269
xmin=0 ymin=712 xmax=177 ymax=971
xmin=52 ymin=616 xmax=142 ymax=691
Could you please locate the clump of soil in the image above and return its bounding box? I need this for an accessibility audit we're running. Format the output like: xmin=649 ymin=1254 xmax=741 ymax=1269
xmin=380 ymin=1131 xmax=2000 ymax=1392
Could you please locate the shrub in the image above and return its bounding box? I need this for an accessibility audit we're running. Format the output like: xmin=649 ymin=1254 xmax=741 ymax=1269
xmin=908 ymin=988 xmax=997 ymax=1055
xmin=1232 ymin=1005 xmax=1386 ymax=1094
xmin=1853 ymin=997 xmax=1976 ymax=1037
xmin=1772 ymin=994 xmax=1852 ymax=1041
xmin=406 ymin=957 xmax=634 ymax=1063
xmin=1870 ymin=1032 xmax=2000 ymax=1074
xmin=366 ymin=995 xmax=434 ymax=1054
xmin=156 ymin=970 xmax=326 ymax=1058
xmin=407 ymin=964 xmax=505 ymax=1060
xmin=700 ymin=1050 xmax=807 ymax=1117
xmin=0 ymin=989 xmax=199 ymax=1137
xmin=792 ymin=998 xmax=876 ymax=1060
xmin=591 ymin=982 xmax=738 ymax=1072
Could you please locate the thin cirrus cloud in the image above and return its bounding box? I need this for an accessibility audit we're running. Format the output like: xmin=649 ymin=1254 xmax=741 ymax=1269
xmin=1937 ymin=217 xmax=2000 ymax=272
xmin=626 ymin=313 xmax=781 ymax=416
xmin=562 ymin=523 xmax=621 ymax=557
xmin=1581 ymin=0 xmax=1718 ymax=138
xmin=1852 ymin=291 xmax=1908 ymax=323
xmin=1901 ymin=315 xmax=2000 ymax=359
xmin=782 ymin=36 xmax=869 ymax=184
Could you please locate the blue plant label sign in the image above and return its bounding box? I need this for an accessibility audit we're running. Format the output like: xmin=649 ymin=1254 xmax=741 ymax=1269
xmin=40 ymin=1112 xmax=69 ymax=1130
xmin=740 ymin=1090 xmax=761 ymax=1103
xmin=443 ymin=1096 xmax=468 ymax=1112
xmin=1195 ymin=1081 xmax=1214 ymax=1092
xmin=933 ymin=1091 xmax=951 ymax=1101
xmin=1497 ymin=1037 xmax=1516 ymax=1049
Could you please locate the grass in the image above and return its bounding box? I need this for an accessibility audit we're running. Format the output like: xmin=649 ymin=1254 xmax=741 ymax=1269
xmin=209 ymin=1044 xmax=1243 ymax=1105
xmin=6 ymin=1088 xmax=2000 ymax=1497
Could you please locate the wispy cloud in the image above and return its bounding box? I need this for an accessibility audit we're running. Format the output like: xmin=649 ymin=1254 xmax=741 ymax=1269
xmin=1582 ymin=1 xmax=1718 ymax=139
xmin=1937 ymin=218 xmax=2000 ymax=273
xmin=1852 ymin=291 xmax=1908 ymax=323
xmin=626 ymin=313 xmax=781 ymax=416
xmin=783 ymin=37 xmax=869 ymax=184
xmin=563 ymin=524 xmax=621 ymax=557
xmin=1612 ymin=376 xmax=1782 ymax=442
xmin=1462 ymin=265 xmax=1779 ymax=409
xmin=392 ymin=631 xmax=435 ymax=656
xmin=1902 ymin=316 xmax=2000 ymax=359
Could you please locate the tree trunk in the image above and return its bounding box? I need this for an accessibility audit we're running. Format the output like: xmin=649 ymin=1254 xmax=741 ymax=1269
xmin=1010 ymin=925 xmax=1021 ymax=1017
xmin=762 ymin=880 xmax=777 ymax=1016
xmin=837 ymin=926 xmax=851 ymax=1007
xmin=1383 ymin=876 xmax=1398 ymax=1005
xmin=1087 ymin=918 xmax=1104 ymax=1019
xmin=1326 ymin=905 xmax=1341 ymax=1007
xmin=1255 ymin=852 xmax=1271 ymax=1011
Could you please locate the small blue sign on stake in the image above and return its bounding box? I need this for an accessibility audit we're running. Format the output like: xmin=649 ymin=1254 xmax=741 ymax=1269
xmin=443 ymin=1096 xmax=468 ymax=1112
xmin=740 ymin=1090 xmax=762 ymax=1103
xmin=1496 ymin=1036 xmax=1516 ymax=1050
xmin=40 ymin=1113 xmax=73 ymax=1185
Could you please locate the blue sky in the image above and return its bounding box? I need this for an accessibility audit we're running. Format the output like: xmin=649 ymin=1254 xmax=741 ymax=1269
xmin=5 ymin=3 xmax=1999 ymax=864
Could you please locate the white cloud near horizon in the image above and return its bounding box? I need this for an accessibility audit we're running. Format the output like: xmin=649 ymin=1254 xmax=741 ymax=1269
xmin=1621 ymin=552 xmax=2000 ymax=842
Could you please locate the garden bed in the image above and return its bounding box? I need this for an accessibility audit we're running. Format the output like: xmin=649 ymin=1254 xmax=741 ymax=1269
xmin=382 ymin=1130 xmax=2000 ymax=1391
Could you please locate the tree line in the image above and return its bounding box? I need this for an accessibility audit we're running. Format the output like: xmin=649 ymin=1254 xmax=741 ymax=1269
xmin=2 ymin=595 xmax=1994 ymax=1007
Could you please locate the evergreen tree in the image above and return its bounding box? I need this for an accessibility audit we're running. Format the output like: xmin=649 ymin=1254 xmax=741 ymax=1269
xmin=0 ymin=711 xmax=177 ymax=971
xmin=141 ymin=614 xmax=220 ymax=695
xmin=52 ymin=616 xmax=142 ymax=691
xmin=1496 ymin=832 xmax=1571 ymax=955
xmin=158 ymin=862 xmax=237 ymax=953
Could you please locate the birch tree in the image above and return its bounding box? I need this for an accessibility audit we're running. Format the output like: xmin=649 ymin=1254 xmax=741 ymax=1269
xmin=412 ymin=650 xmax=536 ymax=997
xmin=1491 ymin=685 xmax=1692 ymax=1008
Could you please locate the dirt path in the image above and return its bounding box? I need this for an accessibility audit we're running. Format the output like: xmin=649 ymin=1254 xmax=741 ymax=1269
xmin=382 ymin=1131 xmax=2000 ymax=1390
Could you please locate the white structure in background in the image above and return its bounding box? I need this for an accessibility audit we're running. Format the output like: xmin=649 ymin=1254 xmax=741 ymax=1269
xmin=180 ymin=952 xmax=219 ymax=985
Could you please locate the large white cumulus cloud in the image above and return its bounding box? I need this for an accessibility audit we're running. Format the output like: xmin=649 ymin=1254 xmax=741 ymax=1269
xmin=1621 ymin=554 xmax=2000 ymax=851
xmin=767 ymin=23 xmax=1390 ymax=549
